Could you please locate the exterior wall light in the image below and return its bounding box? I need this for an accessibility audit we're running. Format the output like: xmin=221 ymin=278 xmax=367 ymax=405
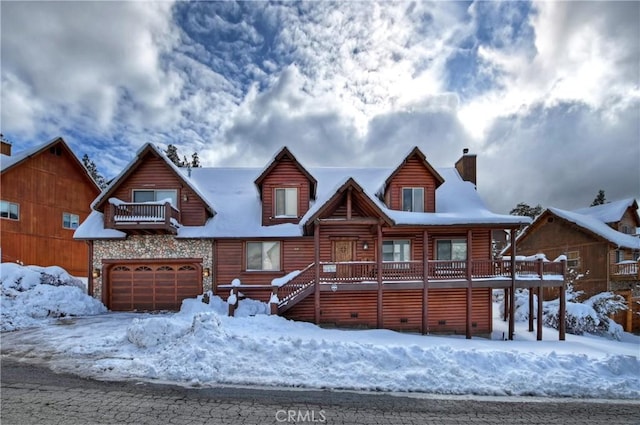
xmin=363 ymin=241 xmax=369 ymax=250
xmin=92 ymin=268 xmax=101 ymax=278
xmin=203 ymin=268 xmax=210 ymax=278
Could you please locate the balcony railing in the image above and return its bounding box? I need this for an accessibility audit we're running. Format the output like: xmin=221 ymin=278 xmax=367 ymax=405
xmin=105 ymin=202 xmax=180 ymax=234
xmin=611 ymin=261 xmax=640 ymax=280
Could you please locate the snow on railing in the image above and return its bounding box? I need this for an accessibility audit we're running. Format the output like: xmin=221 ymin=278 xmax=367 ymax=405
xmin=107 ymin=201 xmax=180 ymax=228
xmin=275 ymin=263 xmax=316 ymax=307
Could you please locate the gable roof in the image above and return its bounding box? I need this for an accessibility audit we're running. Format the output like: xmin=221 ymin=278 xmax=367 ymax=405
xmin=572 ymin=198 xmax=639 ymax=225
xmin=379 ymin=146 xmax=445 ymax=197
xmin=91 ymin=143 xmax=215 ymax=215
xmin=515 ymin=207 xmax=640 ymax=251
xmin=76 ymin=149 xmax=530 ymax=240
xmin=0 ymin=136 xmax=100 ymax=192
xmin=254 ymin=146 xmax=318 ymax=199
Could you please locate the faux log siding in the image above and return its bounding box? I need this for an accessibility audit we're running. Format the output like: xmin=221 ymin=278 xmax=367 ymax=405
xmin=107 ymin=153 xmax=208 ymax=226
xmin=0 ymin=146 xmax=99 ymax=276
xmin=385 ymin=156 xmax=438 ymax=212
xmin=617 ymin=208 xmax=640 ymax=233
xmin=318 ymin=224 xmax=376 ymax=262
xmin=285 ymin=288 xmax=492 ymax=334
xmin=214 ymin=238 xmax=314 ymax=293
xmin=260 ymin=158 xmax=311 ymax=226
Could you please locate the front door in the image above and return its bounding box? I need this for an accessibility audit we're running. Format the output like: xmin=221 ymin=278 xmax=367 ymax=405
xmin=334 ymin=240 xmax=354 ymax=278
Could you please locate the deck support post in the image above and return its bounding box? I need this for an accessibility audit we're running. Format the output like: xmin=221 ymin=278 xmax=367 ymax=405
xmin=537 ymin=259 xmax=543 ymax=341
xmin=528 ymin=287 xmax=534 ymax=332
xmin=422 ymin=230 xmax=429 ymax=335
xmin=503 ymin=288 xmax=509 ymax=321
xmin=509 ymin=228 xmax=517 ymax=340
xmin=466 ymin=229 xmax=473 ymax=339
xmin=559 ymin=259 xmax=567 ymax=340
xmin=376 ymin=222 xmax=383 ymax=328
xmin=314 ymin=221 xmax=321 ymax=325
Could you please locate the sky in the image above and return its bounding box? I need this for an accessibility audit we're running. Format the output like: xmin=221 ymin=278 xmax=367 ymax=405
xmin=1 ymin=1 xmax=639 ymax=213
xmin=2 ymin=263 xmax=639 ymax=399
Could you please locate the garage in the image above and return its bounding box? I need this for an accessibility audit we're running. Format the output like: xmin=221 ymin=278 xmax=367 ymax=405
xmin=107 ymin=261 xmax=202 ymax=311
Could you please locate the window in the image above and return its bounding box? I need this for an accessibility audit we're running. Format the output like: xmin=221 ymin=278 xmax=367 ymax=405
xmin=436 ymin=239 xmax=467 ymax=260
xmin=132 ymin=189 xmax=177 ymax=206
xmin=0 ymin=200 xmax=19 ymax=220
xmin=566 ymin=251 xmax=580 ymax=269
xmin=246 ymin=241 xmax=281 ymax=271
xmin=615 ymin=250 xmax=624 ymax=263
xmin=383 ymin=240 xmax=411 ymax=262
xmin=620 ymin=225 xmax=631 ymax=234
xmin=62 ymin=212 xmax=80 ymax=229
xmin=402 ymin=188 xmax=424 ymax=212
xmin=275 ymin=188 xmax=297 ymax=217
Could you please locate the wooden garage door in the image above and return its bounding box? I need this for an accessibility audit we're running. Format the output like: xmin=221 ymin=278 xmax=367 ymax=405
xmin=108 ymin=263 xmax=202 ymax=311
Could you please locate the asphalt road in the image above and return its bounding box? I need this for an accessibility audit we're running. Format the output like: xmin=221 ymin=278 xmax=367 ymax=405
xmin=1 ymin=358 xmax=638 ymax=425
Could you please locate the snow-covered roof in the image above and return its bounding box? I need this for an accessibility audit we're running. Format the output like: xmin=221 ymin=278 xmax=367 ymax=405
xmin=572 ymin=198 xmax=639 ymax=224
xmin=547 ymin=207 xmax=640 ymax=250
xmin=76 ymin=153 xmax=530 ymax=240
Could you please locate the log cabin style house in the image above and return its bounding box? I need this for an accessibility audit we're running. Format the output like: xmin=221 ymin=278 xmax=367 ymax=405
xmin=75 ymin=143 xmax=568 ymax=340
xmin=1 ymin=136 xmax=101 ymax=277
xmin=504 ymin=199 xmax=640 ymax=332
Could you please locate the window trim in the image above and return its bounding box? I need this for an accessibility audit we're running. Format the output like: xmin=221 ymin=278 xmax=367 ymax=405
xmin=0 ymin=200 xmax=19 ymax=221
xmin=401 ymin=187 xmax=424 ymax=212
xmin=382 ymin=239 xmax=411 ymax=262
xmin=62 ymin=212 xmax=80 ymax=230
xmin=274 ymin=187 xmax=298 ymax=218
xmin=435 ymin=238 xmax=468 ymax=261
xmin=245 ymin=241 xmax=282 ymax=272
xmin=566 ymin=251 xmax=580 ymax=269
xmin=132 ymin=189 xmax=178 ymax=206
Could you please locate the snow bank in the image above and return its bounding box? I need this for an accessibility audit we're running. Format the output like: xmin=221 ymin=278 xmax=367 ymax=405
xmin=1 ymin=263 xmax=107 ymax=331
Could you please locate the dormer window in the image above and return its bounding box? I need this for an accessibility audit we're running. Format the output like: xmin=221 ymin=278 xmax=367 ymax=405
xmin=402 ymin=188 xmax=424 ymax=212
xmin=275 ymin=188 xmax=298 ymax=217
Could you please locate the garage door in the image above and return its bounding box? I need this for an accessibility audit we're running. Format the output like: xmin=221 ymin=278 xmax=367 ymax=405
xmin=108 ymin=262 xmax=202 ymax=311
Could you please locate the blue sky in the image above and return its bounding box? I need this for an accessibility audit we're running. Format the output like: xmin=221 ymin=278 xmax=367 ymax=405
xmin=1 ymin=1 xmax=638 ymax=213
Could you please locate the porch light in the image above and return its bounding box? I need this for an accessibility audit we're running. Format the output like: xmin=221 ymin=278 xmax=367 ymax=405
xmin=363 ymin=241 xmax=369 ymax=250
xmin=182 ymin=193 xmax=188 ymax=202
xmin=203 ymin=268 xmax=211 ymax=278
xmin=92 ymin=268 xmax=100 ymax=278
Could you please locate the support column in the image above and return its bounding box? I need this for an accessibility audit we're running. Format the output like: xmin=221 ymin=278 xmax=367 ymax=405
xmin=509 ymin=228 xmax=517 ymax=340
xmin=314 ymin=221 xmax=321 ymax=325
xmin=376 ymin=223 xmax=383 ymax=328
xmin=537 ymin=259 xmax=543 ymax=341
xmin=503 ymin=288 xmax=509 ymax=321
xmin=466 ymin=229 xmax=473 ymax=339
xmin=422 ymin=230 xmax=429 ymax=335
xmin=559 ymin=259 xmax=567 ymax=341
xmin=528 ymin=287 xmax=534 ymax=332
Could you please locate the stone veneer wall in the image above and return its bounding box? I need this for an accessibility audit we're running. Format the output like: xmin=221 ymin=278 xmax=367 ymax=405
xmin=92 ymin=235 xmax=213 ymax=301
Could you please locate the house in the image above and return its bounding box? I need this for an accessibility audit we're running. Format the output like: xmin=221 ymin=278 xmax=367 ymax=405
xmin=1 ymin=136 xmax=101 ymax=277
xmin=75 ymin=143 xmax=568 ymax=339
xmin=504 ymin=199 xmax=640 ymax=332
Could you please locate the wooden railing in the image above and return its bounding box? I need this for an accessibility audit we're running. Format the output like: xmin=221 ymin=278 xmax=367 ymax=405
xmin=105 ymin=202 xmax=180 ymax=231
xmin=276 ymin=263 xmax=316 ymax=309
xmin=611 ymin=261 xmax=640 ymax=280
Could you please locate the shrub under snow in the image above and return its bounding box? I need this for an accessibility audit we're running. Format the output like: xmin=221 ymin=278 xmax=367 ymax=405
xmin=1 ymin=263 xmax=107 ymax=332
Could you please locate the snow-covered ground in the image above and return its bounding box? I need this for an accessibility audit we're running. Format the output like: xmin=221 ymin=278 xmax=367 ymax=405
xmin=1 ymin=264 xmax=639 ymax=399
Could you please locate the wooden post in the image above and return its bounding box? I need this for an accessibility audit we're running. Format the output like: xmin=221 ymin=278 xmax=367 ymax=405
xmin=228 ymin=287 xmax=239 ymax=317
xmin=537 ymin=259 xmax=543 ymax=341
xmin=346 ymin=188 xmax=352 ymax=220
xmin=422 ymin=230 xmax=429 ymax=335
xmin=377 ymin=223 xmax=383 ymax=328
xmin=466 ymin=229 xmax=473 ymax=339
xmin=503 ymin=287 xmax=509 ymax=321
xmin=528 ymin=287 xmax=534 ymax=332
xmin=559 ymin=259 xmax=567 ymax=340
xmin=314 ymin=221 xmax=321 ymax=325
xmin=626 ymin=291 xmax=633 ymax=333
xmin=270 ymin=285 xmax=279 ymax=315
xmin=509 ymin=228 xmax=517 ymax=340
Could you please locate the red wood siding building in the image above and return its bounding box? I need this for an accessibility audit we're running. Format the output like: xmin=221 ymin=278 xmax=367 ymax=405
xmin=1 ymin=137 xmax=100 ymax=277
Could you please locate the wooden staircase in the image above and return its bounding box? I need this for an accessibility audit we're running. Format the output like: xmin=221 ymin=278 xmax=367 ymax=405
xmin=275 ymin=263 xmax=316 ymax=314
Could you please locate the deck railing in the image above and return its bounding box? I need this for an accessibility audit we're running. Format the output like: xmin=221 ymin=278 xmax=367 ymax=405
xmin=611 ymin=261 xmax=640 ymax=280
xmin=276 ymin=263 xmax=316 ymax=308
xmin=106 ymin=202 xmax=180 ymax=231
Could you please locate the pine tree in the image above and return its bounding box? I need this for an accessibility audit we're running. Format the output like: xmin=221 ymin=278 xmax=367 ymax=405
xmin=590 ymin=190 xmax=606 ymax=206
xmin=81 ymin=154 xmax=107 ymax=189
xmin=165 ymin=144 xmax=182 ymax=167
xmin=509 ymin=202 xmax=543 ymax=219
xmin=191 ymin=152 xmax=201 ymax=168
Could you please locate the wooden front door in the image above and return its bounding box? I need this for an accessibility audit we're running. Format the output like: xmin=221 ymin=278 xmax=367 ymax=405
xmin=334 ymin=240 xmax=354 ymax=278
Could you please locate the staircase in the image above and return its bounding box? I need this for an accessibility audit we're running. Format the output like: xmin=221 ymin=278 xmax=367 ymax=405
xmin=274 ymin=263 xmax=316 ymax=314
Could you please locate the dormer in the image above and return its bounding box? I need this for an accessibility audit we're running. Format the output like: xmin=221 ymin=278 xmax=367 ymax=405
xmin=254 ymin=147 xmax=317 ymax=226
xmin=381 ymin=147 xmax=444 ymax=213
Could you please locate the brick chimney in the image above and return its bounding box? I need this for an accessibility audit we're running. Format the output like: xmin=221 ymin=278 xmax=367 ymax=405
xmin=0 ymin=134 xmax=11 ymax=156
xmin=455 ymin=148 xmax=476 ymax=187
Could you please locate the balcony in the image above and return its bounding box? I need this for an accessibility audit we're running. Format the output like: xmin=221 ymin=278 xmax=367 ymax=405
xmin=611 ymin=261 xmax=640 ymax=281
xmin=105 ymin=202 xmax=180 ymax=234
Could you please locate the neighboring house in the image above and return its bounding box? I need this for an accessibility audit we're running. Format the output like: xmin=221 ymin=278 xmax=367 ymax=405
xmin=504 ymin=199 xmax=640 ymax=332
xmin=0 ymin=136 xmax=101 ymax=277
xmin=75 ymin=143 xmax=567 ymax=339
